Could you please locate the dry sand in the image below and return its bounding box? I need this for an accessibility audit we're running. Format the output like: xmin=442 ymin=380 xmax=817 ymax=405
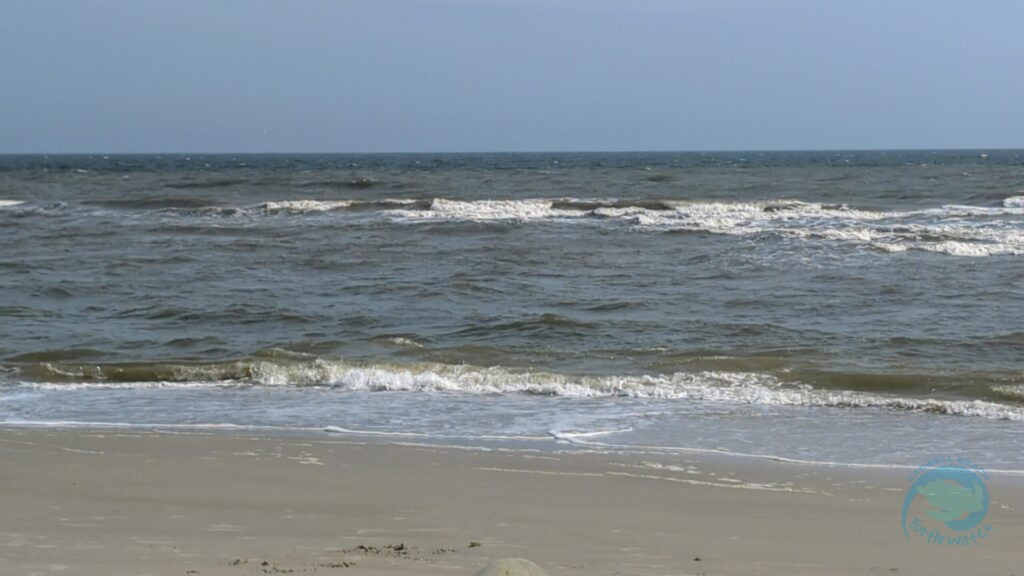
xmin=0 ymin=428 xmax=1020 ymax=576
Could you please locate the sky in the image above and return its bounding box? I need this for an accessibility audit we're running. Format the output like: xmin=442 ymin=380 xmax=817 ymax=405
xmin=1 ymin=0 xmax=1022 ymax=153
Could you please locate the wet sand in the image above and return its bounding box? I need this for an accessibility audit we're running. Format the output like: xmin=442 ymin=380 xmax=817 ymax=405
xmin=0 ymin=428 xmax=1020 ymax=576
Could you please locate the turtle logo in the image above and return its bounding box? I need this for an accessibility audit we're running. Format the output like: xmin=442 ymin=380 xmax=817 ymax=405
xmin=902 ymin=458 xmax=992 ymax=546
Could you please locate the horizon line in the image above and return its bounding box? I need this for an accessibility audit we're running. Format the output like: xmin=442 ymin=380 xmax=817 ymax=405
xmin=0 ymin=147 xmax=1021 ymax=156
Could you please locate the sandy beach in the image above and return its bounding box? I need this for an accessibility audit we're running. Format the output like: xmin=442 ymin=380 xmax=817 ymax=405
xmin=0 ymin=428 xmax=1019 ymax=576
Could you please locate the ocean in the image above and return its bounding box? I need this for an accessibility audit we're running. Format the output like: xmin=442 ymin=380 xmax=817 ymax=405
xmin=1 ymin=151 xmax=1022 ymax=468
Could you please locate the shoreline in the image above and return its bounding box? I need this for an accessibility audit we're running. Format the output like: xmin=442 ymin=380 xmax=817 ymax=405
xmin=5 ymin=421 xmax=1024 ymax=477
xmin=2 ymin=428 xmax=1020 ymax=575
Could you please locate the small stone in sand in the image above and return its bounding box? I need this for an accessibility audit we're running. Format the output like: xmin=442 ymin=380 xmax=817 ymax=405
xmin=474 ymin=558 xmax=548 ymax=576
xmin=468 ymin=541 xmax=482 ymax=548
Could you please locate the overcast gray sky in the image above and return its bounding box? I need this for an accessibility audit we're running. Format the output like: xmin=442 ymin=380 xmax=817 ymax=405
xmin=1 ymin=0 xmax=1022 ymax=153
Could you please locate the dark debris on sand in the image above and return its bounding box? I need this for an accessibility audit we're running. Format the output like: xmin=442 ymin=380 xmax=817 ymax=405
xmin=227 ymin=540 xmax=479 ymax=573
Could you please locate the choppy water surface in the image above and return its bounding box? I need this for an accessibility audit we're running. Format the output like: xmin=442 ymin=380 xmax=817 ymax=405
xmin=1 ymin=152 xmax=1022 ymax=467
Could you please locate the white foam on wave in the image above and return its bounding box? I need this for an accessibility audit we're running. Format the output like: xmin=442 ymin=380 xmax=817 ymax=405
xmin=206 ymin=196 xmax=1024 ymax=256
xmin=393 ymin=198 xmax=578 ymax=221
xmin=598 ymin=199 xmax=886 ymax=231
xmin=257 ymin=362 xmax=1024 ymax=420
xmin=611 ymin=200 xmax=1024 ymax=256
xmin=548 ymin=428 xmax=634 ymax=442
xmin=990 ymin=383 xmax=1024 ymax=402
xmin=385 ymin=337 xmax=424 ymax=348
xmin=382 ymin=197 xmax=1024 ymax=256
xmin=23 ymin=359 xmax=1024 ymax=421
xmin=261 ymin=200 xmax=354 ymax=213
xmin=321 ymin=425 xmax=547 ymax=442
xmin=1004 ymin=195 xmax=1024 ymax=208
xmin=915 ymin=239 xmax=1024 ymax=257
xmin=257 ymin=198 xmax=427 ymax=214
xmin=0 ymin=200 xmax=25 ymax=208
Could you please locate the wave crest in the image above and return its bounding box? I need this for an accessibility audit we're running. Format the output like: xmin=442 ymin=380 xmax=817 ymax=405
xmin=386 ymin=197 xmax=1023 ymax=257
xmin=44 ymin=195 xmax=1024 ymax=256
xmin=8 ymin=358 xmax=1023 ymax=421
xmin=261 ymin=200 xmax=354 ymax=213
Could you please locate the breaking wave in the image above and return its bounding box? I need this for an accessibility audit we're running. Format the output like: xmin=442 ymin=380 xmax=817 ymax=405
xmin=11 ymin=195 xmax=1023 ymax=256
xmin=259 ymin=198 xmax=428 ymax=213
xmin=6 ymin=358 xmax=1023 ymax=421
xmin=990 ymin=384 xmax=1024 ymax=402
xmin=250 ymin=196 xmax=1024 ymax=256
xmin=261 ymin=199 xmax=355 ymax=213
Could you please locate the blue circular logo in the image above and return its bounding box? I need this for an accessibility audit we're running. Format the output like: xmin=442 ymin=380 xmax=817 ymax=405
xmin=902 ymin=463 xmax=989 ymax=541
